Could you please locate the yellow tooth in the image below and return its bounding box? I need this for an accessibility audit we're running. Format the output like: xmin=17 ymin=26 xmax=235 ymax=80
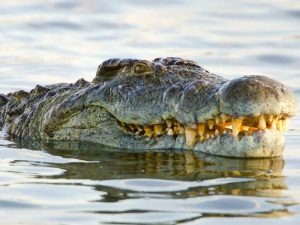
xmin=199 ymin=135 xmax=205 ymax=142
xmin=166 ymin=120 xmax=172 ymax=128
xmin=206 ymin=133 xmax=210 ymax=139
xmin=174 ymin=126 xmax=179 ymax=134
xmin=144 ymin=126 xmax=153 ymax=137
xmin=282 ymin=118 xmax=290 ymax=132
xmin=220 ymin=113 xmax=231 ymax=123
xmin=185 ymin=128 xmax=197 ymax=147
xmin=232 ymin=118 xmax=243 ymax=137
xmin=220 ymin=116 xmax=225 ymax=123
xmin=167 ymin=128 xmax=174 ymax=136
xmin=242 ymin=126 xmax=249 ymax=131
xmin=215 ymin=129 xmax=219 ymax=136
xmin=272 ymin=117 xmax=277 ymax=129
xmin=210 ymin=133 xmax=215 ymax=139
xmin=220 ymin=113 xmax=226 ymax=121
xmin=208 ymin=120 xmax=214 ymax=129
xmin=268 ymin=115 xmax=274 ymax=123
xmin=197 ymin=123 xmax=205 ymax=136
xmin=277 ymin=120 xmax=283 ymax=132
xmin=223 ymin=130 xmax=227 ymax=134
xmin=154 ymin=124 xmax=163 ymax=135
xmin=179 ymin=125 xmax=185 ymax=135
xmin=258 ymin=115 xmax=266 ymax=130
xmin=248 ymin=127 xmax=257 ymax=134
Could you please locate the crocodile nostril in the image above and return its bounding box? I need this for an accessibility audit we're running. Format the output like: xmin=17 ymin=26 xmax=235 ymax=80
xmin=218 ymin=75 xmax=296 ymax=117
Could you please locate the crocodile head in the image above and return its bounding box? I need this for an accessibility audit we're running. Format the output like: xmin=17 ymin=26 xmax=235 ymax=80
xmin=19 ymin=57 xmax=297 ymax=158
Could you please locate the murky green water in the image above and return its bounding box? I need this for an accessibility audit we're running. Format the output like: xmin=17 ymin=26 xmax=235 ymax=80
xmin=0 ymin=0 xmax=300 ymax=224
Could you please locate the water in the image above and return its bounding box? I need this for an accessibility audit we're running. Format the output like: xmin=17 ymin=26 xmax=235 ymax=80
xmin=0 ymin=0 xmax=300 ymax=224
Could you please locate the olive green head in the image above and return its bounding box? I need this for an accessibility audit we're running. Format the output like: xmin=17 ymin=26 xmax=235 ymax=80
xmin=35 ymin=58 xmax=298 ymax=157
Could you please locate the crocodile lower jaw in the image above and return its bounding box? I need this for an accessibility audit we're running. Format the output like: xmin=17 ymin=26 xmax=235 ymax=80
xmin=119 ymin=113 xmax=290 ymax=148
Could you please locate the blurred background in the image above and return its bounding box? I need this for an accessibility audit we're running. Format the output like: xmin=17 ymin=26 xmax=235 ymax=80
xmin=0 ymin=0 xmax=300 ymax=94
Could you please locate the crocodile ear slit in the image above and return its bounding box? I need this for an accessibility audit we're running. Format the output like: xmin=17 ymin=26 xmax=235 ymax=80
xmin=93 ymin=58 xmax=124 ymax=83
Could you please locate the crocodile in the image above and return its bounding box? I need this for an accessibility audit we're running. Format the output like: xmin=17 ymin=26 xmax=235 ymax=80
xmin=0 ymin=57 xmax=297 ymax=158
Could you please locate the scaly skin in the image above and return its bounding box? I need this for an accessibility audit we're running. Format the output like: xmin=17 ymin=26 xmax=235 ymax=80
xmin=0 ymin=58 xmax=297 ymax=158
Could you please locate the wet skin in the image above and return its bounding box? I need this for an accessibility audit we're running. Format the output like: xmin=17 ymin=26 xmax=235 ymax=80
xmin=0 ymin=57 xmax=297 ymax=157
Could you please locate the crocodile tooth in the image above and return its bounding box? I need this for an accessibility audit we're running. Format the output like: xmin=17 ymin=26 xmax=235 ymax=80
xmin=210 ymin=133 xmax=215 ymax=139
xmin=248 ymin=127 xmax=257 ymax=134
xmin=154 ymin=124 xmax=163 ymax=135
xmin=178 ymin=125 xmax=185 ymax=135
xmin=174 ymin=126 xmax=179 ymax=135
xmin=167 ymin=128 xmax=174 ymax=136
xmin=232 ymin=118 xmax=243 ymax=137
xmin=220 ymin=113 xmax=226 ymax=120
xmin=215 ymin=129 xmax=219 ymax=136
xmin=277 ymin=120 xmax=283 ymax=132
xmin=272 ymin=117 xmax=277 ymax=129
xmin=220 ymin=113 xmax=230 ymax=123
xmin=282 ymin=118 xmax=290 ymax=132
xmin=220 ymin=115 xmax=225 ymax=123
xmin=166 ymin=120 xmax=172 ymax=128
xmin=144 ymin=126 xmax=153 ymax=137
xmin=199 ymin=135 xmax=205 ymax=142
xmin=268 ymin=115 xmax=273 ymax=123
xmin=197 ymin=124 xmax=205 ymax=136
xmin=208 ymin=120 xmax=214 ymax=129
xmin=185 ymin=128 xmax=197 ymax=147
xmin=242 ymin=126 xmax=249 ymax=131
xmin=258 ymin=115 xmax=266 ymax=130
xmin=206 ymin=133 xmax=210 ymax=139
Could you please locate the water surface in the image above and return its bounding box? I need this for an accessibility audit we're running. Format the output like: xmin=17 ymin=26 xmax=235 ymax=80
xmin=0 ymin=0 xmax=300 ymax=224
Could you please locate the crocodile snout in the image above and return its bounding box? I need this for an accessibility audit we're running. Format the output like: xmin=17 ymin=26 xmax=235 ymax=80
xmin=219 ymin=75 xmax=297 ymax=117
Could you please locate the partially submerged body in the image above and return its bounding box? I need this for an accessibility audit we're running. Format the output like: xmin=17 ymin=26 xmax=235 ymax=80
xmin=0 ymin=58 xmax=297 ymax=157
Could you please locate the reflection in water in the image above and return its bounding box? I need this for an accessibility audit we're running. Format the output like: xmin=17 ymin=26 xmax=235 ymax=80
xmin=1 ymin=0 xmax=300 ymax=223
xmin=15 ymin=139 xmax=286 ymax=197
xmin=13 ymin=139 xmax=291 ymax=220
xmin=0 ymin=136 xmax=295 ymax=223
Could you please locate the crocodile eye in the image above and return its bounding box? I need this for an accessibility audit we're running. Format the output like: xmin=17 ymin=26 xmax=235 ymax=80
xmin=133 ymin=63 xmax=152 ymax=74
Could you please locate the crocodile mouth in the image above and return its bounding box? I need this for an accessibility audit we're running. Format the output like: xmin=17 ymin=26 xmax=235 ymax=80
xmin=118 ymin=113 xmax=290 ymax=148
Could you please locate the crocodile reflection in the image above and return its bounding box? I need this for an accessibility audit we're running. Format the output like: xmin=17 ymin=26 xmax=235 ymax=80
xmin=14 ymin=139 xmax=286 ymax=198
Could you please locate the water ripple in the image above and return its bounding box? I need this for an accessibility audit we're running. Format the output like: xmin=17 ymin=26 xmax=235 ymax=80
xmin=0 ymin=0 xmax=300 ymax=224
